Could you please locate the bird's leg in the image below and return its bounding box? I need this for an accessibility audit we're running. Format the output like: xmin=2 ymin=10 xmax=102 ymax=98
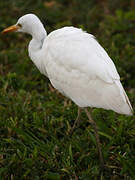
xmin=69 ymin=107 xmax=82 ymax=135
xmin=85 ymin=108 xmax=104 ymax=169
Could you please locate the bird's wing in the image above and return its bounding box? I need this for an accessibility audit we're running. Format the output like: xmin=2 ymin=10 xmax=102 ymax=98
xmin=45 ymin=27 xmax=120 ymax=84
xmin=42 ymin=27 xmax=132 ymax=115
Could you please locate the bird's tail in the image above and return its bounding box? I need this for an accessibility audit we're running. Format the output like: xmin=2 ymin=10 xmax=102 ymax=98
xmin=112 ymin=81 xmax=133 ymax=115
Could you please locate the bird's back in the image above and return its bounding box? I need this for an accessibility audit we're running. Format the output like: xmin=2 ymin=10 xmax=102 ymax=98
xmin=41 ymin=27 xmax=133 ymax=115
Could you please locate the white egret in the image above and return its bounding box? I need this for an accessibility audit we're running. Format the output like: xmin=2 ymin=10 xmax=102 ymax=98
xmin=2 ymin=14 xmax=133 ymax=167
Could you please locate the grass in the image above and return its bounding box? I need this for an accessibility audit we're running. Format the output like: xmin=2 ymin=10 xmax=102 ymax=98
xmin=0 ymin=0 xmax=135 ymax=179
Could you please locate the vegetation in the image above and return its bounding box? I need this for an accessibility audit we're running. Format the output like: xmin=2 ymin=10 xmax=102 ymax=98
xmin=0 ymin=0 xmax=135 ymax=179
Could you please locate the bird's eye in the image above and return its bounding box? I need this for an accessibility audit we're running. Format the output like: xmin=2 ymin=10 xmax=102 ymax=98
xmin=17 ymin=23 xmax=22 ymax=28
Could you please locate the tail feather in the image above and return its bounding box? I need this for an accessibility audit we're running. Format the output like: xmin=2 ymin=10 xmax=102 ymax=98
xmin=112 ymin=81 xmax=133 ymax=115
xmin=95 ymin=80 xmax=133 ymax=115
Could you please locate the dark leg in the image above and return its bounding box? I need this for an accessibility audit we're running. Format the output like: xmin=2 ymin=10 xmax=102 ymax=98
xmin=85 ymin=108 xmax=104 ymax=168
xmin=69 ymin=107 xmax=82 ymax=135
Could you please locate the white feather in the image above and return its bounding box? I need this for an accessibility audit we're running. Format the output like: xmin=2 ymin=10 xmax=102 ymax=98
xmin=16 ymin=14 xmax=133 ymax=115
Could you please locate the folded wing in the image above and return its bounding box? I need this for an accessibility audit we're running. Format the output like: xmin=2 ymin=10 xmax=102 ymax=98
xmin=43 ymin=27 xmax=133 ymax=115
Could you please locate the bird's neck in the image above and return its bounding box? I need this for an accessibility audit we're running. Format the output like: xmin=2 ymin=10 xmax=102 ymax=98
xmin=28 ymin=28 xmax=47 ymax=74
xmin=28 ymin=29 xmax=47 ymax=54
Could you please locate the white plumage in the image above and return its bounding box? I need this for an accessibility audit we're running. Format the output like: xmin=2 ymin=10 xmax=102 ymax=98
xmin=2 ymin=14 xmax=133 ymax=115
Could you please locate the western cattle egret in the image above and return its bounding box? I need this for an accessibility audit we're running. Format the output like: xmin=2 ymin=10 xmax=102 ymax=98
xmin=2 ymin=14 xmax=133 ymax=167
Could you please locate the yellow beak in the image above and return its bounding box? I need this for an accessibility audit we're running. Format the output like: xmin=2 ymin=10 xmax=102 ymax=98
xmin=2 ymin=25 xmax=20 ymax=34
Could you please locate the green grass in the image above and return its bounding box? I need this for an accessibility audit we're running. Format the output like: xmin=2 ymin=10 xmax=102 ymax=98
xmin=0 ymin=0 xmax=135 ymax=179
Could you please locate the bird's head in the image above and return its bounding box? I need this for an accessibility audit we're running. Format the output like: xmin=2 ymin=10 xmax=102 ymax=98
xmin=2 ymin=14 xmax=45 ymax=37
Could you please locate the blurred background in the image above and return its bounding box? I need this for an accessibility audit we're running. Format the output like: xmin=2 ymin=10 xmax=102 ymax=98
xmin=0 ymin=0 xmax=135 ymax=179
xmin=1 ymin=0 xmax=135 ymax=88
